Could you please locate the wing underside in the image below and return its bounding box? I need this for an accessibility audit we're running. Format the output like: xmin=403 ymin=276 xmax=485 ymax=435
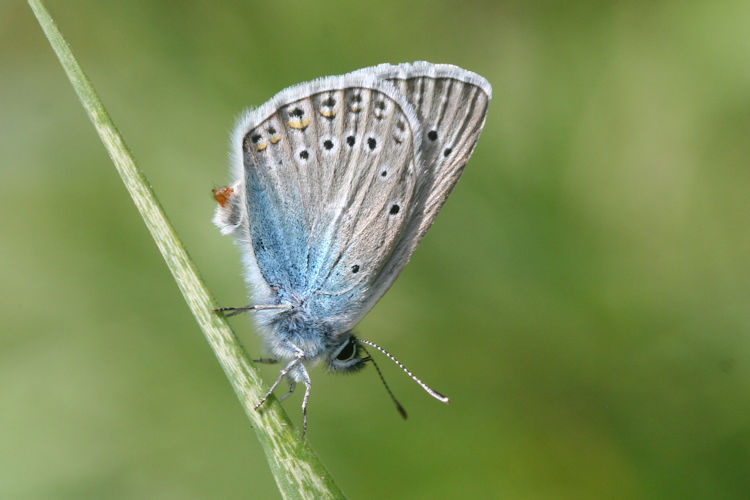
xmin=214 ymin=63 xmax=491 ymax=333
xmin=217 ymin=74 xmax=423 ymax=330
xmin=353 ymin=63 xmax=493 ymax=327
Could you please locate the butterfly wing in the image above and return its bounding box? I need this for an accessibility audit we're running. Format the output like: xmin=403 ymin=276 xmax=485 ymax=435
xmin=378 ymin=62 xmax=492 ymax=233
xmin=215 ymin=63 xmax=490 ymax=334
xmin=346 ymin=62 xmax=493 ymax=326
xmin=215 ymin=73 xmax=424 ymax=330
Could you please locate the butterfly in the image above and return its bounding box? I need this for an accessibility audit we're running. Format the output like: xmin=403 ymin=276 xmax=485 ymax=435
xmin=213 ymin=62 xmax=491 ymax=436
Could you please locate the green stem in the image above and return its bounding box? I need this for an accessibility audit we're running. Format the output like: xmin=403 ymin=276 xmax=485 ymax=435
xmin=27 ymin=1 xmax=345 ymax=498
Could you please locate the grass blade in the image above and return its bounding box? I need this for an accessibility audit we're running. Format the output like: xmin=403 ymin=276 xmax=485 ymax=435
xmin=27 ymin=1 xmax=345 ymax=498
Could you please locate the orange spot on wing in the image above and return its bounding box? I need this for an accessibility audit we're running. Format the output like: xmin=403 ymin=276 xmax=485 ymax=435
xmin=212 ymin=186 xmax=234 ymax=207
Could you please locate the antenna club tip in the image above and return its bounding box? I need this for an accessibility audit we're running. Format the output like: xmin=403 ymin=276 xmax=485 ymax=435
xmin=434 ymin=393 xmax=450 ymax=404
xmin=397 ymin=404 xmax=408 ymax=420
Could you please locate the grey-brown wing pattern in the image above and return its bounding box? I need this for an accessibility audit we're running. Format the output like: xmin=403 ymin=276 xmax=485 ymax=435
xmin=214 ymin=64 xmax=490 ymax=333
xmin=216 ymin=74 xmax=423 ymax=331
xmin=390 ymin=63 xmax=492 ymax=234
xmin=351 ymin=63 xmax=492 ymax=323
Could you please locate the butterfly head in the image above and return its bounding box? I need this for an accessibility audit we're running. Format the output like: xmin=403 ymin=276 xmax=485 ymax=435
xmin=327 ymin=334 xmax=369 ymax=373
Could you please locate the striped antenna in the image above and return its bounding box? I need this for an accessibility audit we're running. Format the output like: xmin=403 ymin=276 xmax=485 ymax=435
xmin=356 ymin=338 xmax=450 ymax=404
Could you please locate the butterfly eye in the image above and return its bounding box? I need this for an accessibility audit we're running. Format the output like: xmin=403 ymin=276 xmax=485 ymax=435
xmin=329 ymin=336 xmax=367 ymax=374
xmin=336 ymin=339 xmax=356 ymax=361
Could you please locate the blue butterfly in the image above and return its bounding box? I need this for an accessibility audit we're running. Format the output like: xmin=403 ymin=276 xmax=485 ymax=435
xmin=213 ymin=62 xmax=491 ymax=435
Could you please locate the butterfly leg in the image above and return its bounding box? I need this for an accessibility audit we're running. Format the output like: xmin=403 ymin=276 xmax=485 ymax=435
xmin=254 ymin=356 xmax=302 ymax=411
xmin=253 ymin=357 xmax=279 ymax=364
xmin=298 ymin=364 xmax=312 ymax=438
xmin=278 ymin=382 xmax=296 ymax=402
xmin=214 ymin=304 xmax=294 ymax=317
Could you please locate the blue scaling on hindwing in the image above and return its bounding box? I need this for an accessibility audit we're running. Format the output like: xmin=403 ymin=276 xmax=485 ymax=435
xmin=244 ymin=162 xmax=309 ymax=296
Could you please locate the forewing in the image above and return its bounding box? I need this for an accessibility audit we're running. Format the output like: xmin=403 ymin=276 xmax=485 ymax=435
xmin=382 ymin=62 xmax=492 ymax=232
xmin=351 ymin=62 xmax=492 ymax=321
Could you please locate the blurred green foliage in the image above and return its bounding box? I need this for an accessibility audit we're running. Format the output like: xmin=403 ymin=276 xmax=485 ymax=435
xmin=2 ymin=1 xmax=749 ymax=498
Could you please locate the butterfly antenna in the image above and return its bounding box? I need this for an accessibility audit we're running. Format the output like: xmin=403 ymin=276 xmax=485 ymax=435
xmin=360 ymin=345 xmax=408 ymax=419
xmin=356 ymin=338 xmax=450 ymax=404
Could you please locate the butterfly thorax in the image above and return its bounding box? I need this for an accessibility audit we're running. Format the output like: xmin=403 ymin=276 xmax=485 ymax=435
xmin=257 ymin=306 xmax=342 ymax=362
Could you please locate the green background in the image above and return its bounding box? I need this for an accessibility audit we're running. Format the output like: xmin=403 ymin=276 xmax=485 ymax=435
xmin=2 ymin=1 xmax=750 ymax=498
